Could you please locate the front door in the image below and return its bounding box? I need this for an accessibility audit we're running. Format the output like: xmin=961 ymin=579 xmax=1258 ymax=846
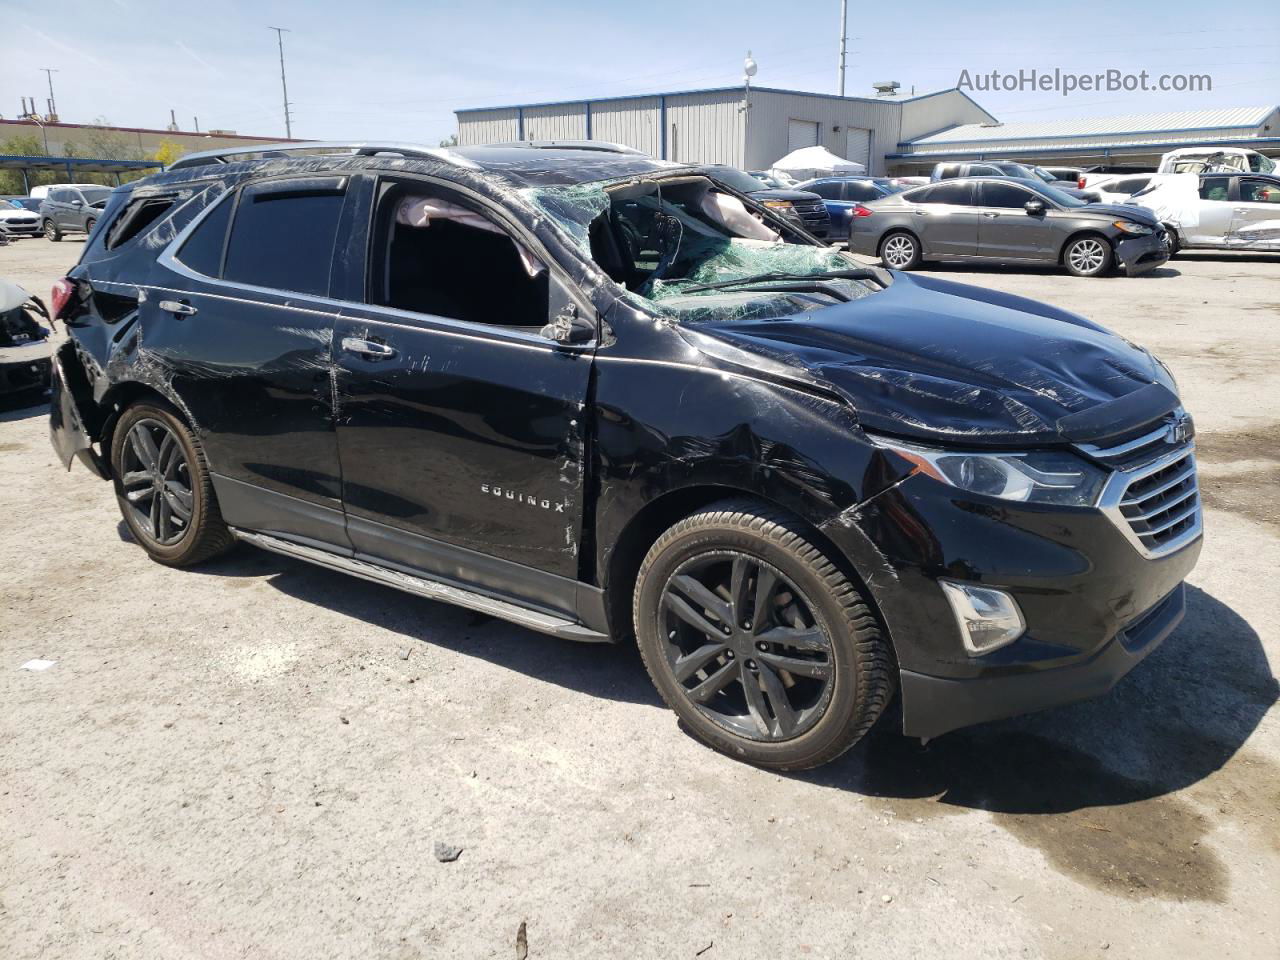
xmin=1230 ymin=177 xmax=1280 ymax=249
xmin=142 ymin=175 xmax=355 ymax=547
xmin=975 ymin=181 xmax=1056 ymax=261
xmin=332 ymin=177 xmax=595 ymax=615
xmin=1187 ymin=176 xmax=1234 ymax=247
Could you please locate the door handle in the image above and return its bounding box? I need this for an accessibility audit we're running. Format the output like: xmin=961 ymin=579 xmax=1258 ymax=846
xmin=982 ymin=212 xmax=1000 ymax=218
xmin=157 ymin=299 xmax=198 ymax=317
xmin=341 ymin=336 xmax=397 ymax=360
xmin=913 ymin=209 xmax=929 ymax=216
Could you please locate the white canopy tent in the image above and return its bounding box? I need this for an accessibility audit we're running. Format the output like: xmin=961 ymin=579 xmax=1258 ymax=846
xmin=770 ymin=145 xmax=867 ymax=182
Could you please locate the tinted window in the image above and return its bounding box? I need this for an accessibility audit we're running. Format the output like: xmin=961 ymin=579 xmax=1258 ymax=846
xmin=912 ymin=181 xmax=974 ymax=205
xmin=846 ymin=182 xmax=884 ymax=202
xmin=222 ymin=185 xmax=345 ymax=295
xmin=1198 ymin=177 xmax=1230 ymax=202
xmin=177 ymin=194 xmax=235 ymax=276
xmin=1110 ymin=177 xmax=1151 ymax=195
xmin=934 ymin=164 xmax=961 ymax=180
xmin=105 ymin=194 xmax=180 ymax=250
xmin=969 ymin=164 xmax=1004 ymax=177
xmin=49 ymin=189 xmax=68 ymax=203
xmin=1240 ymin=179 xmax=1280 ymax=203
xmin=806 ymin=181 xmax=844 ymax=200
xmin=981 ymin=182 xmax=1034 ymax=208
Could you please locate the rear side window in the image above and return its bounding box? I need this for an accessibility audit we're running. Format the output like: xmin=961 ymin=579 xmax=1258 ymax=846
xmin=845 ymin=182 xmax=884 ymax=202
xmin=934 ymin=164 xmax=961 ymax=180
xmin=1110 ymin=177 xmax=1151 ymax=195
xmin=104 ymin=194 xmax=180 ymax=250
xmin=912 ymin=181 xmax=974 ymax=205
xmin=176 ymin=194 xmax=235 ymax=277
xmin=806 ymin=181 xmax=843 ymax=200
xmin=223 ymin=183 xmax=345 ymax=296
xmin=1198 ymin=177 xmax=1230 ymax=202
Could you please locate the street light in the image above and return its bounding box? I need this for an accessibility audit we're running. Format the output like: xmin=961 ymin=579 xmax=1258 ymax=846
xmin=743 ymin=52 xmax=758 ymax=166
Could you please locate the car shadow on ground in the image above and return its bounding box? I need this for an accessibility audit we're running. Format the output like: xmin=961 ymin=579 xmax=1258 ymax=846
xmin=0 ymin=391 xmax=49 ymax=421
xmin=188 ymin=545 xmax=663 ymax=707
xmin=917 ymin=261 xmax=1181 ymax=280
xmin=193 ymin=541 xmax=1277 ymax=818
xmin=1175 ymin=251 xmax=1280 ymax=264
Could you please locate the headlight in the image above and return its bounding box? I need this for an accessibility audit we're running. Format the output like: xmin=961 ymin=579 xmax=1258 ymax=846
xmin=1113 ymin=220 xmax=1153 ymax=235
xmin=871 ymin=436 xmax=1108 ymax=506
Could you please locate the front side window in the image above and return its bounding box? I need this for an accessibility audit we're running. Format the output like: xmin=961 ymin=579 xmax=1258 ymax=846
xmin=805 ymin=181 xmax=843 ymax=200
xmin=222 ymin=182 xmax=346 ymax=296
xmin=1199 ymin=177 xmax=1230 ymax=202
xmin=369 ymin=183 xmax=547 ymax=328
xmin=969 ymin=165 xmax=1004 ymax=177
xmin=1240 ymin=179 xmax=1280 ymax=203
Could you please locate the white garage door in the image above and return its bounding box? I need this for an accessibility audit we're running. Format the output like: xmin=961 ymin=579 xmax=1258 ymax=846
xmin=845 ymin=128 xmax=871 ymax=168
xmin=787 ymin=119 xmax=821 ymax=152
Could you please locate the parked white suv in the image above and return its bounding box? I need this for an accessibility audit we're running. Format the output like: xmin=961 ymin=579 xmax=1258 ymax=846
xmin=1157 ymin=147 xmax=1276 ymax=175
xmin=1132 ymin=172 xmax=1280 ymax=253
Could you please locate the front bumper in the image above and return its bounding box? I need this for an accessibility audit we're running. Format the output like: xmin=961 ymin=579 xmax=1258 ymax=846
xmin=1116 ymin=230 xmax=1169 ymax=276
xmin=820 ymin=467 xmax=1202 ymax=738
xmin=899 ymin=583 xmax=1185 ymax=738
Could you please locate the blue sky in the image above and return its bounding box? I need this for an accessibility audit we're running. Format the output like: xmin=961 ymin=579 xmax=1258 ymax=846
xmin=4 ymin=0 xmax=1277 ymax=143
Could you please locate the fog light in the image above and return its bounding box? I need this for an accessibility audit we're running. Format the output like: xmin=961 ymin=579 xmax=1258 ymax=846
xmin=939 ymin=581 xmax=1025 ymax=656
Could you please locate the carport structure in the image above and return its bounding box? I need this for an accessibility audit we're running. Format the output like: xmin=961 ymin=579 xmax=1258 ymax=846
xmin=0 ymin=155 xmax=160 ymax=194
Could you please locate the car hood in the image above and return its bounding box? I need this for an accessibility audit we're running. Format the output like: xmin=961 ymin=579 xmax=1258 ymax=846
xmin=1076 ymin=202 xmax=1161 ymax=225
xmin=0 ymin=208 xmax=37 ymax=220
xmin=676 ymin=271 xmax=1177 ymax=447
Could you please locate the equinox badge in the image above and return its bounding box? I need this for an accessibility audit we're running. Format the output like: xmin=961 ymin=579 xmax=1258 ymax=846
xmin=480 ymin=484 xmax=565 ymax=512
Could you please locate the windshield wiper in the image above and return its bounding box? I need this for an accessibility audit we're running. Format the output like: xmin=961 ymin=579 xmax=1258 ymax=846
xmin=679 ymin=267 xmax=891 ymax=294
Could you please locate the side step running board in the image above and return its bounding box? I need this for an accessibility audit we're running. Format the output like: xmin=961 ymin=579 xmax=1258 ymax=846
xmin=231 ymin=528 xmax=610 ymax=643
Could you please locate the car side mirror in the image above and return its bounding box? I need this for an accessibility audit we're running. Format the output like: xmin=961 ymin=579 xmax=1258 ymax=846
xmin=70 ymin=199 xmax=83 ymax=207
xmin=540 ymin=301 xmax=593 ymax=345
xmin=1024 ymin=200 xmax=1046 ymax=215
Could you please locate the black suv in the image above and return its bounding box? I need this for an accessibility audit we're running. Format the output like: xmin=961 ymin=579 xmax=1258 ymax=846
xmin=49 ymin=141 xmax=1202 ymax=770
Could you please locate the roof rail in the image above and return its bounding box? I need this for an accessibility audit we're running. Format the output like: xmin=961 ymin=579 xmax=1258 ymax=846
xmin=166 ymin=141 xmax=481 ymax=172
xmin=483 ymin=139 xmax=649 ymax=156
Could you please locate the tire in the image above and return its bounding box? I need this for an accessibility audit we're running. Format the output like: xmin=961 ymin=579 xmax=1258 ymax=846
xmin=43 ymin=220 xmax=62 ymax=242
xmin=1162 ymin=224 xmax=1180 ymax=257
xmin=1063 ymin=234 xmax=1113 ymax=277
xmin=84 ymin=218 xmax=97 ymax=236
xmin=109 ymin=401 xmax=234 ymax=567
xmin=878 ymin=230 xmax=921 ymax=270
xmin=633 ymin=500 xmax=895 ymax=770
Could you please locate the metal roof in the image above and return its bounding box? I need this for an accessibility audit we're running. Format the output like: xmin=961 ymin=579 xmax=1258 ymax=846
xmin=0 ymin=154 xmax=161 ymax=173
xmin=457 ymin=85 xmax=981 ymax=114
xmin=906 ymin=106 xmax=1277 ymax=146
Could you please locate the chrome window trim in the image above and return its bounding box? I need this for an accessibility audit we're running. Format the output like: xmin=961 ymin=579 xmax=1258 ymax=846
xmin=153 ymin=176 xmax=589 ymax=354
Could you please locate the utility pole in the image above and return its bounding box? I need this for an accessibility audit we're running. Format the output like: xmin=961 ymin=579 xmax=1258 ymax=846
xmin=40 ymin=68 xmax=59 ymax=118
xmin=837 ymin=0 xmax=848 ymax=96
xmin=269 ymin=26 xmax=293 ymax=139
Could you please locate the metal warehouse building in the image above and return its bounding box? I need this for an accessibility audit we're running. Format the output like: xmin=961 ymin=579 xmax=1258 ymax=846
xmin=456 ymin=86 xmax=996 ymax=176
xmin=889 ymin=105 xmax=1280 ymax=172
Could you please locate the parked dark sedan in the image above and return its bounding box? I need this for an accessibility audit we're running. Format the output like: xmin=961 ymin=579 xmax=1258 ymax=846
xmin=931 ymin=161 xmax=1099 ymax=202
xmin=848 ymin=178 xmax=1170 ymax=277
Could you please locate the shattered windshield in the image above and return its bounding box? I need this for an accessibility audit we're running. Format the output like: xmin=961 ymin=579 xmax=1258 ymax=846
xmin=526 ymin=174 xmax=879 ymax=323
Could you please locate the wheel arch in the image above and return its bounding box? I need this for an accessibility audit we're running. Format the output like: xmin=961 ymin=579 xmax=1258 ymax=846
xmin=878 ymin=227 xmax=922 ymax=257
xmin=601 ymin=484 xmax=887 ymax=648
xmin=1058 ymin=228 xmax=1114 ymax=264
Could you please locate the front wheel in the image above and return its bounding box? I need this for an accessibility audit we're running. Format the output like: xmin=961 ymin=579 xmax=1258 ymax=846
xmin=43 ymin=220 xmax=62 ymax=242
xmin=634 ymin=501 xmax=895 ymax=770
xmin=879 ymin=231 xmax=921 ymax=270
xmin=110 ymin=402 xmax=234 ymax=566
xmin=1063 ymin=235 xmax=1113 ymax=277
xmin=1162 ymin=224 xmax=1181 ymax=257
xmin=84 ymin=218 xmax=97 ymax=236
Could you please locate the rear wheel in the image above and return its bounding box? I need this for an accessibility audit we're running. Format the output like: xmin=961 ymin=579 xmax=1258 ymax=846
xmin=43 ymin=220 xmax=62 ymax=242
xmin=879 ymin=231 xmax=921 ymax=270
xmin=110 ymin=402 xmax=234 ymax=566
xmin=634 ymin=500 xmax=894 ymax=770
xmin=1162 ymin=224 xmax=1181 ymax=257
xmin=84 ymin=218 xmax=97 ymax=236
xmin=1063 ymin=234 xmax=1113 ymax=277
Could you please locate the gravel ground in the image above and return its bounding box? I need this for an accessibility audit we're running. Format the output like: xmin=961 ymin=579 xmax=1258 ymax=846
xmin=2 ymin=236 xmax=1277 ymax=959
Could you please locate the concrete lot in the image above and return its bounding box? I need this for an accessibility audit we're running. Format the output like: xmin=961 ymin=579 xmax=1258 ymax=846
xmin=2 ymin=236 xmax=1277 ymax=959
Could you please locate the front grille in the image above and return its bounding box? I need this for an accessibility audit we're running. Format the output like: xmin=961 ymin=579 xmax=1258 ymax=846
xmin=1077 ymin=411 xmax=1201 ymax=557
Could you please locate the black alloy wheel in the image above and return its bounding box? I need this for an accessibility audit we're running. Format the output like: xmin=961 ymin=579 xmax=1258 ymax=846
xmin=119 ymin=418 xmax=195 ymax=546
xmin=659 ymin=551 xmax=835 ymax=740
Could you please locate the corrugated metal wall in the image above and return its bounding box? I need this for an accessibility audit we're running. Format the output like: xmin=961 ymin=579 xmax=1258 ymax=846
xmin=903 ymin=126 xmax=1271 ymax=154
xmin=588 ymin=97 xmax=663 ymax=157
xmin=744 ymin=92 xmax=904 ymax=175
xmin=523 ymin=104 xmax=588 ymax=140
xmin=665 ymin=91 xmax=745 ymax=166
xmin=457 ymin=108 xmax=520 ymax=145
xmin=898 ymin=90 xmax=994 ymax=143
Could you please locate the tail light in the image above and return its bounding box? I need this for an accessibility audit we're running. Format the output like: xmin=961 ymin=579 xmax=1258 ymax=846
xmin=50 ymin=278 xmax=74 ymax=320
xmin=852 ymin=204 xmax=875 ymax=217
xmin=1078 ymin=176 xmax=1086 ymax=189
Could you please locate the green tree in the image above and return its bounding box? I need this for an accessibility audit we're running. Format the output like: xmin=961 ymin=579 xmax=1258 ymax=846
xmin=439 ymin=133 xmax=459 ymax=147
xmin=0 ymin=134 xmax=54 ymax=194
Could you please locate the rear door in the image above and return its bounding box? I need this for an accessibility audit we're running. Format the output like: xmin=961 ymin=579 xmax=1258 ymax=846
xmin=144 ymin=175 xmax=354 ymax=547
xmin=1229 ymin=178 xmax=1280 ymax=249
xmin=907 ymin=181 xmax=979 ymax=256
xmin=329 ymin=174 xmax=596 ymax=617
xmin=975 ymin=181 xmax=1055 ymax=260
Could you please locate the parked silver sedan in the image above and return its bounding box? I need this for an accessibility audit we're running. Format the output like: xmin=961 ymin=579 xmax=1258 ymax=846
xmin=848 ymin=178 xmax=1170 ymax=277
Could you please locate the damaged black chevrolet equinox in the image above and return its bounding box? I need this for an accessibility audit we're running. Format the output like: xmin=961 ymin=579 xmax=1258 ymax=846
xmin=50 ymin=141 xmax=1202 ymax=769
